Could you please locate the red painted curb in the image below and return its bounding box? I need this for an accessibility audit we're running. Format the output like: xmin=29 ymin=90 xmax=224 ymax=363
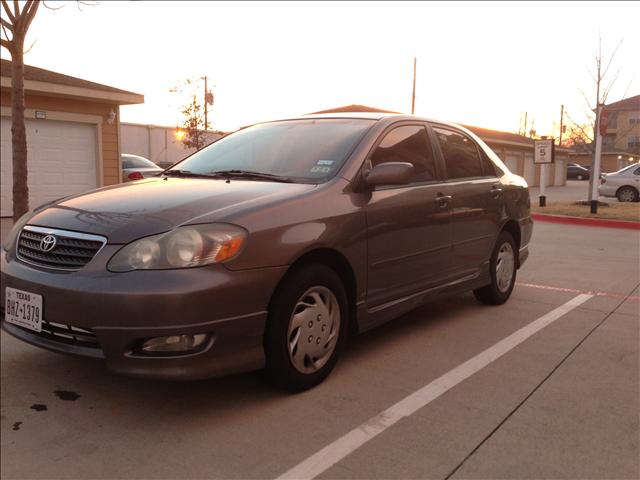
xmin=532 ymin=212 xmax=640 ymax=230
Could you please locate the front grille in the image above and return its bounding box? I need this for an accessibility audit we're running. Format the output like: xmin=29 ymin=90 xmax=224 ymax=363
xmin=17 ymin=226 xmax=106 ymax=271
xmin=36 ymin=319 xmax=100 ymax=348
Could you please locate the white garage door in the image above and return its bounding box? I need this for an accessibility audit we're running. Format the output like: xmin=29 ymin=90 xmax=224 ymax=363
xmin=1 ymin=117 xmax=98 ymax=217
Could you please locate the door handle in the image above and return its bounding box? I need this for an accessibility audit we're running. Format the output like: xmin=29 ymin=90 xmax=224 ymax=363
xmin=490 ymin=186 xmax=503 ymax=198
xmin=435 ymin=193 xmax=452 ymax=208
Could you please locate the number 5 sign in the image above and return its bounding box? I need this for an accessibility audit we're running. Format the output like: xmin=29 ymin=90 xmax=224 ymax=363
xmin=534 ymin=139 xmax=555 ymax=164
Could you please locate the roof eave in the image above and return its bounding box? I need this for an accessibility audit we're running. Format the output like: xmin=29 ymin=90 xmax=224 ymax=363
xmin=0 ymin=77 xmax=144 ymax=105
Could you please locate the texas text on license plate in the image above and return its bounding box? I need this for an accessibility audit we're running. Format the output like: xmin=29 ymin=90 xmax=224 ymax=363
xmin=4 ymin=287 xmax=42 ymax=332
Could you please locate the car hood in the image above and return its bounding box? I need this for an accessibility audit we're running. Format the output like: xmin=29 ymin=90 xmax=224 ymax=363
xmin=28 ymin=177 xmax=316 ymax=243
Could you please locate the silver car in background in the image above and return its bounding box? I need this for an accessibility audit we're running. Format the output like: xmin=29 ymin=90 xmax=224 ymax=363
xmin=121 ymin=154 xmax=164 ymax=182
xmin=598 ymin=163 xmax=640 ymax=202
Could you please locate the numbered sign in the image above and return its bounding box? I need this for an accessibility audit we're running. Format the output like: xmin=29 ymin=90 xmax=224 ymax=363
xmin=534 ymin=139 xmax=555 ymax=164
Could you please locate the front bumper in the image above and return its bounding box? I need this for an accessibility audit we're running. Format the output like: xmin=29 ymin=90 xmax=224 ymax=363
xmin=1 ymin=248 xmax=288 ymax=380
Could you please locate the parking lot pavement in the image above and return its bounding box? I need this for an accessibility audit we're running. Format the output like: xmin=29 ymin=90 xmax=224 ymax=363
xmin=529 ymin=179 xmax=615 ymax=204
xmin=1 ymin=222 xmax=639 ymax=480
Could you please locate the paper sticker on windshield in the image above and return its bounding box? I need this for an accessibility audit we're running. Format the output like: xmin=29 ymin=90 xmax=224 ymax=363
xmin=316 ymin=160 xmax=334 ymax=166
xmin=310 ymin=166 xmax=331 ymax=174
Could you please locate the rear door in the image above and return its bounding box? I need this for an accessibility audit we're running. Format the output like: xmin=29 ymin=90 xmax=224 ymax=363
xmin=430 ymin=125 xmax=502 ymax=277
xmin=365 ymin=123 xmax=452 ymax=308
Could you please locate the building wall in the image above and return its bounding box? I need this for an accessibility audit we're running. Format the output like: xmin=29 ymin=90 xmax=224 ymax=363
xmin=0 ymin=91 xmax=121 ymax=185
xmin=121 ymin=123 xmax=223 ymax=168
xmin=483 ymin=143 xmax=567 ymax=187
xmin=610 ymin=110 xmax=640 ymax=153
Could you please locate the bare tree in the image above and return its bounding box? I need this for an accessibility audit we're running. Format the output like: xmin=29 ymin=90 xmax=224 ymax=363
xmin=172 ymin=77 xmax=217 ymax=151
xmin=564 ymin=35 xmax=637 ymax=202
xmin=1 ymin=0 xmax=40 ymax=221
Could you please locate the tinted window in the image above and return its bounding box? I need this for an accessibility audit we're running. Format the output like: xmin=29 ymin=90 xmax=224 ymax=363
xmin=433 ymin=127 xmax=483 ymax=179
xmin=171 ymin=119 xmax=375 ymax=183
xmin=370 ymin=125 xmax=436 ymax=183
xmin=480 ymin=151 xmax=498 ymax=177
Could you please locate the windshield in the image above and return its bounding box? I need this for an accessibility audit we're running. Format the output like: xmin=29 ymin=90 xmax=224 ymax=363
xmin=168 ymin=118 xmax=375 ymax=183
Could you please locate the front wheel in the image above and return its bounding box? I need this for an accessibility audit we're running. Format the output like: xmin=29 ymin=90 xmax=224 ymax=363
xmin=474 ymin=232 xmax=517 ymax=305
xmin=576 ymin=174 xmax=584 ymax=180
xmin=264 ymin=264 xmax=348 ymax=392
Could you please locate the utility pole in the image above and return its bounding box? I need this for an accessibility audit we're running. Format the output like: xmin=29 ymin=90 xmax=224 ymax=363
xmin=203 ymin=75 xmax=208 ymax=131
xmin=411 ymin=57 xmax=416 ymax=114
xmin=558 ymin=104 xmax=564 ymax=146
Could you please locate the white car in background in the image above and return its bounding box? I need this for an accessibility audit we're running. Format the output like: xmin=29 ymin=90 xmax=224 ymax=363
xmin=598 ymin=163 xmax=640 ymax=202
xmin=121 ymin=154 xmax=163 ymax=182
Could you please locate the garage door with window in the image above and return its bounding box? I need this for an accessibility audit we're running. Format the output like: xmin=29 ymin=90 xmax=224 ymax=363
xmin=1 ymin=118 xmax=98 ymax=217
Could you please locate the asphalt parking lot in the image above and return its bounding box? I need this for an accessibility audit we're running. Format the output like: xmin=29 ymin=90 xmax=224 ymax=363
xmin=1 ymin=221 xmax=639 ymax=480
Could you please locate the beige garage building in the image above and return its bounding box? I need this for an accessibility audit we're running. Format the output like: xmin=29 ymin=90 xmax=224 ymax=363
xmin=0 ymin=59 xmax=143 ymax=217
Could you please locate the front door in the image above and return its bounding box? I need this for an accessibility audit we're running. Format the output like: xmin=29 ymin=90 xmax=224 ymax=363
xmin=365 ymin=124 xmax=452 ymax=309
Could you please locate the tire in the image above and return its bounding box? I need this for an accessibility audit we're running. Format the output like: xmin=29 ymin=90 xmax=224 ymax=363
xmin=616 ymin=186 xmax=639 ymax=203
xmin=264 ymin=264 xmax=348 ymax=392
xmin=576 ymin=174 xmax=584 ymax=180
xmin=473 ymin=231 xmax=517 ymax=305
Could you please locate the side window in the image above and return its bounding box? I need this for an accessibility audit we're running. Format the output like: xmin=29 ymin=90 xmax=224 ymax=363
xmin=433 ymin=127 xmax=484 ymax=179
xmin=370 ymin=125 xmax=436 ymax=183
xmin=122 ymin=158 xmax=133 ymax=169
xmin=634 ymin=167 xmax=640 ymax=176
xmin=480 ymin=151 xmax=498 ymax=177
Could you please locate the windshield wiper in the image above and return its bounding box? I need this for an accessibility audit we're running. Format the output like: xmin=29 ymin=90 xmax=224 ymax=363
xmin=208 ymin=170 xmax=294 ymax=183
xmin=162 ymin=169 xmax=218 ymax=179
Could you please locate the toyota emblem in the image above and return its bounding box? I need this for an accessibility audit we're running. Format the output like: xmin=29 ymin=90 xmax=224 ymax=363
xmin=39 ymin=235 xmax=57 ymax=252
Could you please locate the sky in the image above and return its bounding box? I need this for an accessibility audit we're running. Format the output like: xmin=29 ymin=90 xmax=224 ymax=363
xmin=1 ymin=1 xmax=639 ymax=135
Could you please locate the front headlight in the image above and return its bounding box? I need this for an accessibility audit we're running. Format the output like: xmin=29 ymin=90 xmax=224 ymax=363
xmin=108 ymin=224 xmax=247 ymax=272
xmin=2 ymin=210 xmax=36 ymax=252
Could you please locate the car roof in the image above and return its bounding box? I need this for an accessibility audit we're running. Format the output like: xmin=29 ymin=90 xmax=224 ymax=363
xmin=256 ymin=112 xmax=466 ymax=130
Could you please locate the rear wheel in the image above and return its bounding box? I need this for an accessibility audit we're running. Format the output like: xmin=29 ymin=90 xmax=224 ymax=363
xmin=264 ymin=264 xmax=348 ymax=392
xmin=474 ymin=231 xmax=517 ymax=305
xmin=617 ymin=186 xmax=639 ymax=202
xmin=576 ymin=174 xmax=584 ymax=180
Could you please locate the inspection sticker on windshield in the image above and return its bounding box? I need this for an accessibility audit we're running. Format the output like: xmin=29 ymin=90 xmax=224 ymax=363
xmin=316 ymin=160 xmax=334 ymax=166
xmin=4 ymin=287 xmax=42 ymax=333
xmin=310 ymin=166 xmax=331 ymax=173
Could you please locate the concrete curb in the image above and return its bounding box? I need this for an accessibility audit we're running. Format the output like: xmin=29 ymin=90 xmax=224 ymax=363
xmin=532 ymin=212 xmax=640 ymax=230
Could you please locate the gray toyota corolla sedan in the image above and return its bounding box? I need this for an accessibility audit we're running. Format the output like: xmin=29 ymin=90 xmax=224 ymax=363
xmin=1 ymin=113 xmax=533 ymax=391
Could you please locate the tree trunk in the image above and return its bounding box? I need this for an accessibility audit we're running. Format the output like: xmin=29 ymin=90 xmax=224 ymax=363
xmin=10 ymin=42 xmax=29 ymax=221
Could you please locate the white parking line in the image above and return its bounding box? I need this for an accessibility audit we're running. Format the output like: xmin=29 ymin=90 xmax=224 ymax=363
xmin=277 ymin=293 xmax=593 ymax=480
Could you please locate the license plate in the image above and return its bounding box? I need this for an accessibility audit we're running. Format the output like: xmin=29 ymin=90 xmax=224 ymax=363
xmin=4 ymin=287 xmax=42 ymax=333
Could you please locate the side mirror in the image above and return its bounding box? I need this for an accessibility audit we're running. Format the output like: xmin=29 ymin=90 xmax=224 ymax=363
xmin=364 ymin=162 xmax=414 ymax=186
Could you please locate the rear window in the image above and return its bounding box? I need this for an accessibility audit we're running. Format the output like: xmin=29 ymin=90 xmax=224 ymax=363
xmin=433 ymin=127 xmax=484 ymax=179
xmin=123 ymin=155 xmax=157 ymax=169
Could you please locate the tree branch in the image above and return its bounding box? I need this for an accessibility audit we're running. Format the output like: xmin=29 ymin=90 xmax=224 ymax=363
xmin=1 ymin=0 xmax=15 ymax=22
xmin=0 ymin=36 xmax=12 ymax=52
xmin=601 ymin=38 xmax=623 ymax=80
xmin=23 ymin=0 xmax=40 ymax=34
xmin=0 ymin=15 xmax=13 ymax=32
xmin=12 ymin=0 xmax=20 ymax=18
xmin=42 ymin=1 xmax=64 ymax=10
xmin=23 ymin=38 xmax=36 ymax=54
